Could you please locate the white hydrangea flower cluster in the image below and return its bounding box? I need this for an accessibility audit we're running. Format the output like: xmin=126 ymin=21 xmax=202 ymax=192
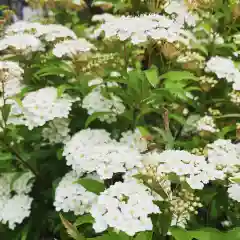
xmin=0 ymin=61 xmax=25 ymax=98
xmin=63 ymin=129 xmax=143 ymax=179
xmin=54 ymin=171 xmax=97 ymax=215
xmin=196 ymin=115 xmax=219 ymax=133
xmin=5 ymin=21 xmax=77 ymax=42
xmin=52 ymin=39 xmax=95 ymax=59
xmin=206 ymin=139 xmax=240 ymax=177
xmin=0 ymin=172 xmax=34 ymax=229
xmin=141 ymin=150 xmax=223 ymax=190
xmin=42 ymin=118 xmax=70 ymax=144
xmin=5 ymin=21 xmax=43 ymax=36
xmin=0 ymin=34 xmax=44 ymax=54
xmin=120 ymin=129 xmax=148 ymax=152
xmin=227 ymin=184 xmax=240 ymax=202
xmin=82 ymin=85 xmax=125 ymax=123
xmin=90 ymin=179 xmax=160 ymax=236
xmin=205 ymin=56 xmax=240 ymax=91
xmin=7 ymin=87 xmax=75 ymax=130
xmin=165 ymin=0 xmax=199 ymax=26
xmin=93 ymin=13 xmax=195 ymax=46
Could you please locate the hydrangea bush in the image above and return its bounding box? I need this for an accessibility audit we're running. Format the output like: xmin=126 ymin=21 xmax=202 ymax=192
xmin=0 ymin=0 xmax=240 ymax=239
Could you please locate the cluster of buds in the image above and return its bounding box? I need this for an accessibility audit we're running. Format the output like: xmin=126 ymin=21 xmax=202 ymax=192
xmin=185 ymin=0 xmax=216 ymax=10
xmin=177 ymin=51 xmax=205 ymax=70
xmin=229 ymin=90 xmax=240 ymax=105
xmin=208 ymin=108 xmax=221 ymax=116
xmin=169 ymin=189 xmax=202 ymax=217
xmin=199 ymin=76 xmax=218 ymax=91
xmin=191 ymin=147 xmax=204 ymax=156
xmin=81 ymin=53 xmax=122 ymax=72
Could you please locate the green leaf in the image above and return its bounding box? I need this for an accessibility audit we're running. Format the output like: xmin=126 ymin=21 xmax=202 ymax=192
xmin=77 ymin=178 xmax=105 ymax=195
xmin=85 ymin=112 xmax=111 ymax=128
xmin=169 ymin=114 xmax=186 ymax=125
xmin=0 ymin=152 xmax=12 ymax=161
xmin=159 ymin=71 xmax=198 ymax=81
xmin=57 ymin=148 xmax=63 ymax=160
xmin=1 ymin=104 xmax=11 ymax=123
xmin=170 ymin=227 xmax=192 ymax=240
xmin=10 ymin=172 xmax=23 ymax=191
xmin=215 ymin=114 xmax=240 ymax=119
xmin=60 ymin=214 xmax=85 ymax=240
xmin=144 ymin=66 xmax=159 ymax=87
xmin=134 ymin=231 xmax=152 ymax=240
xmin=225 ymin=228 xmax=240 ymax=240
xmin=74 ymin=214 xmax=94 ymax=227
xmin=189 ymin=228 xmax=223 ymax=240
xmin=57 ymin=84 xmax=72 ymax=97
xmin=229 ymin=176 xmax=240 ymax=184
xmin=137 ymin=126 xmax=151 ymax=137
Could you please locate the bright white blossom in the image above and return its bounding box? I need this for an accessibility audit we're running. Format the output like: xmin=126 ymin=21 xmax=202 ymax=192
xmin=5 ymin=21 xmax=43 ymax=35
xmin=0 ymin=61 xmax=24 ymax=98
xmin=63 ymin=129 xmax=142 ymax=179
xmin=0 ymin=195 xmax=33 ymax=230
xmin=0 ymin=34 xmax=44 ymax=54
xmin=205 ymin=56 xmax=240 ymax=90
xmin=82 ymin=86 xmax=125 ymax=123
xmin=54 ymin=171 xmax=97 ymax=215
xmin=207 ymin=139 xmax=240 ymax=176
xmin=90 ymin=179 xmax=160 ymax=236
xmin=53 ymin=39 xmax=95 ymax=58
xmin=42 ymin=118 xmax=70 ymax=144
xmin=196 ymin=115 xmax=219 ymax=133
xmin=8 ymin=87 xmax=75 ymax=130
xmin=40 ymin=24 xmax=77 ymax=42
xmin=0 ymin=172 xmax=34 ymax=229
xmin=228 ymin=184 xmax=240 ymax=202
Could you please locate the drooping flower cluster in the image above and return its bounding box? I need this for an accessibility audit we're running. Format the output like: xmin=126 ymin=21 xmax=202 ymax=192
xmin=42 ymin=118 xmax=70 ymax=144
xmin=63 ymin=129 xmax=142 ymax=179
xmin=0 ymin=61 xmax=24 ymax=98
xmin=7 ymin=87 xmax=75 ymax=130
xmin=90 ymin=179 xmax=160 ymax=236
xmin=54 ymin=171 xmax=97 ymax=215
xmin=82 ymin=85 xmax=125 ymax=123
xmin=0 ymin=172 xmax=34 ymax=229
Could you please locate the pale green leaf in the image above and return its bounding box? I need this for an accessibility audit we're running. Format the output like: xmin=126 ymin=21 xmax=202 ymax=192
xmin=144 ymin=66 xmax=159 ymax=87
xmin=77 ymin=178 xmax=105 ymax=195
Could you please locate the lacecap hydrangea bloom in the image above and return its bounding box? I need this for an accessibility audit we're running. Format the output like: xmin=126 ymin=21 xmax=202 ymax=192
xmin=90 ymin=179 xmax=160 ymax=236
xmin=228 ymin=184 xmax=240 ymax=202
